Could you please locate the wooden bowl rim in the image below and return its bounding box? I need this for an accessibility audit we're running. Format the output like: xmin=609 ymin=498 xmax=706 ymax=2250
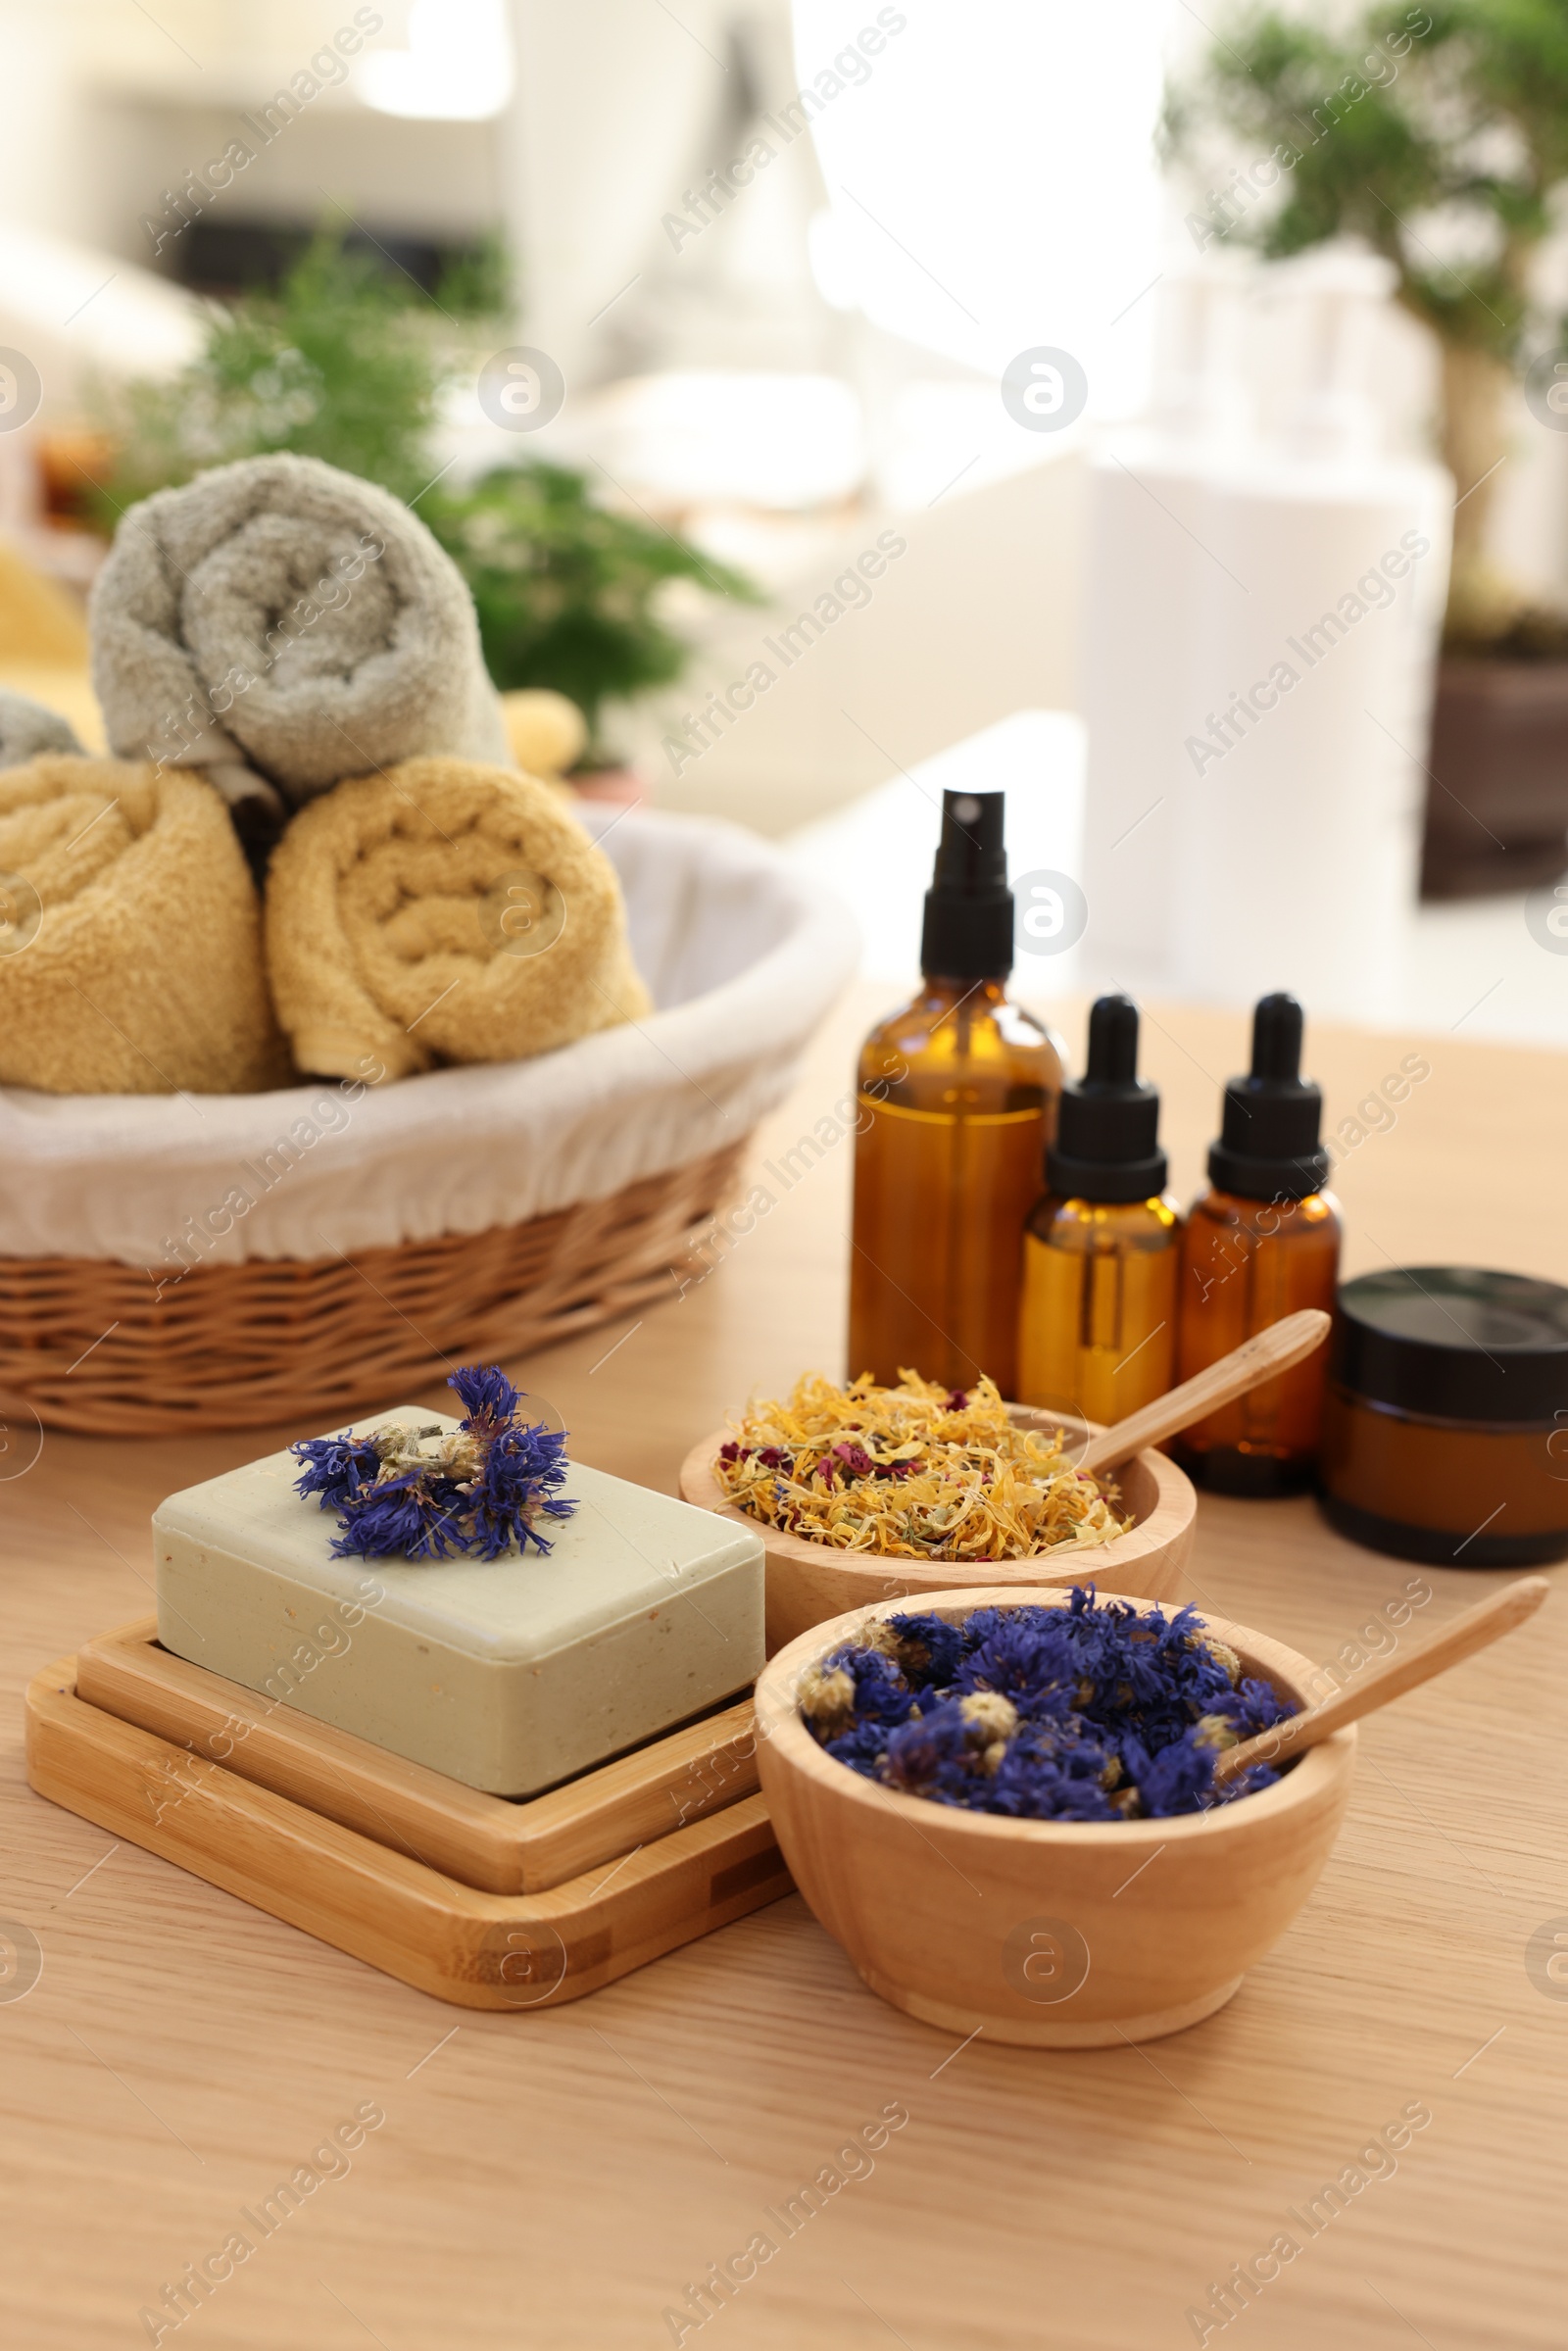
xmin=678 ymin=1405 xmax=1195 ymax=1579
xmin=752 ymin=1584 xmax=1354 ymax=1849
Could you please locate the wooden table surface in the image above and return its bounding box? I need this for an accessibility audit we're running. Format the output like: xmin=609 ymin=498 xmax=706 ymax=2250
xmin=4 ymin=981 xmax=1566 ymax=2351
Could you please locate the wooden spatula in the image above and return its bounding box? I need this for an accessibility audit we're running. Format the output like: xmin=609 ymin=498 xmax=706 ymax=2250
xmin=1212 ymin=1574 xmax=1549 ymax=1788
xmin=1074 ymin=1307 xmax=1332 ymax=1478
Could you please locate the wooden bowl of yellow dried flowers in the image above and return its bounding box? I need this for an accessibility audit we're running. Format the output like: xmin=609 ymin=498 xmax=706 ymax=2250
xmin=678 ymin=1373 xmax=1196 ymax=1655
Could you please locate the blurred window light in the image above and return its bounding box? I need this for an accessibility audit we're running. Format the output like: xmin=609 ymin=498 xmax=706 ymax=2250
xmin=356 ymin=0 xmax=514 ymax=120
xmin=875 ymin=378 xmax=1056 ymax=509
xmin=588 ymin=372 xmax=866 ymax=511
xmin=0 ymin=222 xmax=202 ymax=390
xmin=807 ymin=206 xmax=860 ymax=313
xmin=787 ymin=711 xmax=1086 ymax=983
xmin=792 ymin=0 xmax=1173 ymax=416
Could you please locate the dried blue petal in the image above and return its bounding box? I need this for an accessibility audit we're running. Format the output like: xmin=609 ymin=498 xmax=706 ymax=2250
xmin=989 ymin=1732 xmax=1119 ymax=1822
xmin=800 ymin=1588 xmax=1296 ymax=1821
xmin=289 ymin=1365 xmax=574 ymax=1563
xmin=823 ymin=1720 xmax=896 ymax=1776
xmin=1210 ymin=1675 xmax=1288 ymax=1739
xmin=1135 ymin=1727 xmax=1217 ymax=1817
xmin=447 ymin=1362 xmax=524 ymax=1431
xmin=883 ymin=1611 xmax=967 ymax=1689
xmin=881 ymin=1700 xmax=974 ymax=1792
xmin=819 ymin=1643 xmax=918 ymax=1728
xmin=953 ymin=1620 xmax=1078 ymax=1716
xmin=290 ymin=1432 xmax=385 ymax=1513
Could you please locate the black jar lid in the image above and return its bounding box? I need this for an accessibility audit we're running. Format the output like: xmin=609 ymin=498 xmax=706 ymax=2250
xmin=1331 ymin=1267 xmax=1568 ymax=1425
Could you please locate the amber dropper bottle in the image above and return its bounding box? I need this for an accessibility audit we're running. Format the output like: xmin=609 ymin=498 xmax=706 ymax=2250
xmin=1016 ymin=995 xmax=1181 ymax=1424
xmin=847 ymin=790 xmax=1064 ymax=1396
xmin=1175 ymin=992 xmax=1342 ymax=1494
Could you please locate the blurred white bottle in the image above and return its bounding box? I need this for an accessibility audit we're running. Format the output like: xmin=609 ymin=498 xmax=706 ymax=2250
xmin=1167 ymin=250 xmax=1451 ymax=1020
xmin=1079 ymin=262 xmax=1254 ymax=997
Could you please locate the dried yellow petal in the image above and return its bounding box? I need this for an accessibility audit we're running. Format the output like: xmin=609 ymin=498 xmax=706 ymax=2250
xmin=714 ymin=1371 xmax=1131 ymax=1563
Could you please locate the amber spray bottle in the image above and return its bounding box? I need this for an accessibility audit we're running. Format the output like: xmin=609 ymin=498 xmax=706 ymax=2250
xmin=1016 ymin=995 xmax=1181 ymax=1423
xmin=1175 ymin=992 xmax=1342 ymax=1494
xmin=847 ymin=790 xmax=1064 ymax=1396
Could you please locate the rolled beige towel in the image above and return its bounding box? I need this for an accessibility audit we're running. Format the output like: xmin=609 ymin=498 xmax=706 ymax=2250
xmin=0 ymin=756 xmax=290 ymax=1094
xmin=265 ymin=756 xmax=652 ymax=1082
xmin=89 ymin=453 xmax=511 ymax=817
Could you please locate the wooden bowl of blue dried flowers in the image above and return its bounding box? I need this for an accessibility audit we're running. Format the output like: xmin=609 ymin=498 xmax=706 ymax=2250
xmin=753 ymin=1585 xmax=1355 ymax=2048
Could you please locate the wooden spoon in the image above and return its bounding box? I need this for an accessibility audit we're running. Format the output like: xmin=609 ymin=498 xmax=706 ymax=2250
xmin=1074 ymin=1307 xmax=1332 ymax=1478
xmin=1212 ymin=1573 xmax=1549 ymax=1788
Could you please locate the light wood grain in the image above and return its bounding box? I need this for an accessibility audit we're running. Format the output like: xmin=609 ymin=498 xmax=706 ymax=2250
xmin=1077 ymin=1307 xmax=1332 ymax=1473
xmin=1213 ymin=1573 xmax=1550 ymax=1786
xmin=3 ymin=981 xmax=1566 ymax=2351
xmin=75 ymin=1620 xmax=761 ymax=1894
xmin=679 ymin=1405 xmax=1197 ymax=1651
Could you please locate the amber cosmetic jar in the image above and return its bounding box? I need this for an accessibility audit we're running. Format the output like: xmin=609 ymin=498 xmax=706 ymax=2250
xmin=1320 ymin=1267 xmax=1568 ymax=1567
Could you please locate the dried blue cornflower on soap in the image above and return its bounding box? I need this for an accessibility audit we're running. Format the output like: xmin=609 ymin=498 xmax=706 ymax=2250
xmin=803 ymin=1589 xmax=1296 ymax=1821
xmin=291 ymin=1364 xmax=574 ymax=1562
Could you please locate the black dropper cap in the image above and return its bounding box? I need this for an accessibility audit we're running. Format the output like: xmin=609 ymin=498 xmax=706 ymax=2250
xmin=1046 ymin=995 xmax=1167 ymax=1203
xmin=1207 ymin=992 xmax=1329 ymax=1201
xmin=919 ymin=791 xmax=1013 ymax=980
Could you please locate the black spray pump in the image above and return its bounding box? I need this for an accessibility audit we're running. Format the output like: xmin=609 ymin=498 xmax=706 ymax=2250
xmin=1046 ymin=995 xmax=1168 ymax=1203
xmin=1207 ymin=992 xmax=1330 ymax=1201
xmin=919 ymin=791 xmax=1014 ymax=980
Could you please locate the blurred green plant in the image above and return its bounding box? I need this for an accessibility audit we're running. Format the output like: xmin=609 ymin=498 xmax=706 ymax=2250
xmin=91 ymin=230 xmax=756 ymax=753
xmin=424 ymin=463 xmax=756 ymax=753
xmin=1163 ymin=1 xmax=1568 ymax=644
xmin=94 ymin=232 xmax=446 ymax=511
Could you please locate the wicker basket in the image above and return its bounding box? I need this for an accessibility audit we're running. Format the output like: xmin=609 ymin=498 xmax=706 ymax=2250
xmin=0 ymin=804 xmax=856 ymax=1441
xmin=0 ymin=1139 xmax=747 ymax=1439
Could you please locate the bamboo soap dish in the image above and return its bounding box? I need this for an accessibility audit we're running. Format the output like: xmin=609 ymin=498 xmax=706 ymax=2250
xmin=26 ymin=1622 xmax=791 ymax=2010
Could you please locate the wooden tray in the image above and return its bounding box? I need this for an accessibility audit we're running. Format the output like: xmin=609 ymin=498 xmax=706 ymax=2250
xmin=75 ymin=1619 xmax=762 ymax=1894
xmin=26 ymin=1647 xmax=792 ymax=2011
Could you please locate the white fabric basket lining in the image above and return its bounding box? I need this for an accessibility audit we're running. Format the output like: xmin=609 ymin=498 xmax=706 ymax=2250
xmin=0 ymin=808 xmax=858 ymax=1267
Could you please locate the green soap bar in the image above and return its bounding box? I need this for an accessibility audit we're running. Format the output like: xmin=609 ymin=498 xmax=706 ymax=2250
xmin=153 ymin=1408 xmax=764 ymax=1796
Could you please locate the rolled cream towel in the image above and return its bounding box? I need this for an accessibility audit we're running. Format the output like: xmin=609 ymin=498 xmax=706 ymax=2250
xmin=0 ymin=756 xmax=290 ymax=1095
xmin=265 ymin=757 xmax=653 ymax=1081
xmin=89 ymin=453 xmax=511 ymax=812
xmin=0 ymin=688 xmax=82 ymax=767
xmin=501 ymin=688 xmax=588 ymax=778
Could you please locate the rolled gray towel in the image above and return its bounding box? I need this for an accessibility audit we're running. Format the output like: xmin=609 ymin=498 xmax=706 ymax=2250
xmin=88 ymin=453 xmax=510 ymax=811
xmin=0 ymin=688 xmax=82 ymax=768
